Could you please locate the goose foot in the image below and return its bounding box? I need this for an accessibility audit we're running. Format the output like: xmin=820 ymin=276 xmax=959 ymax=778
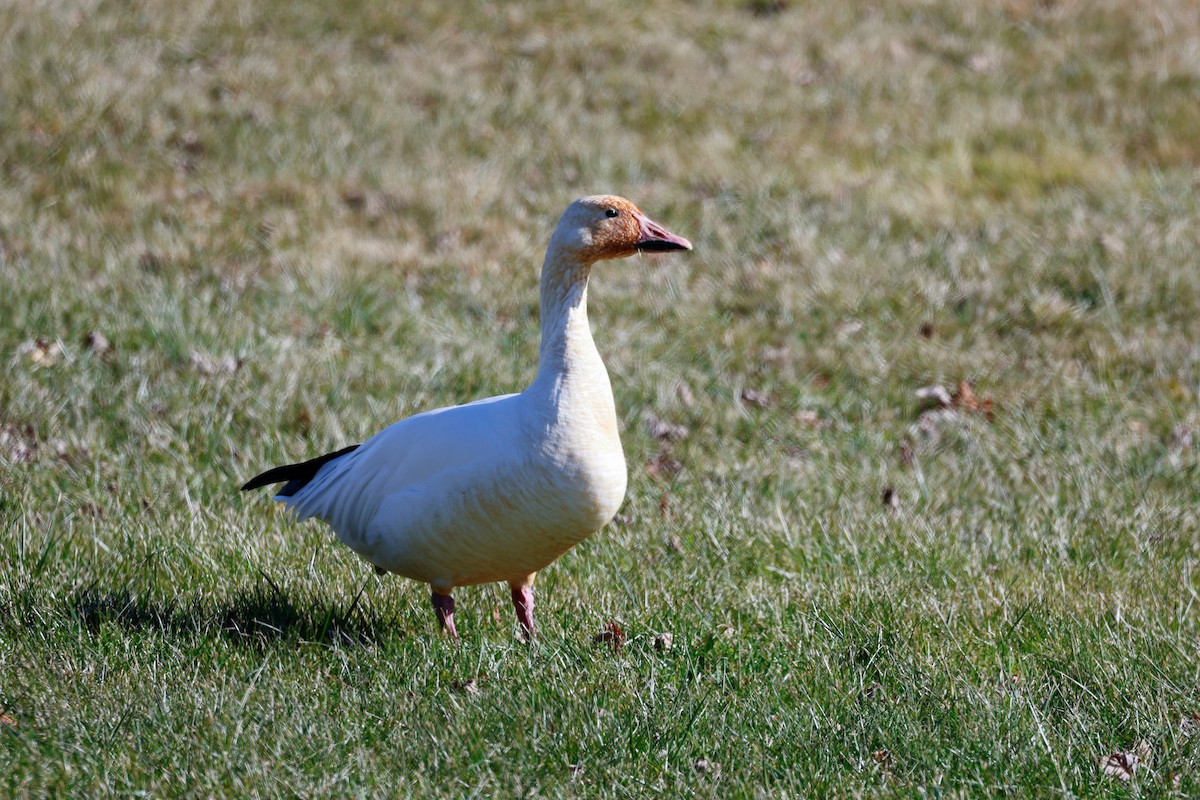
xmin=510 ymin=583 xmax=535 ymax=641
xmin=431 ymin=590 xmax=459 ymax=640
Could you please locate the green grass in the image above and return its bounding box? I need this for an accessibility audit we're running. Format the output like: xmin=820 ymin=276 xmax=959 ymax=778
xmin=3 ymin=0 xmax=1199 ymax=795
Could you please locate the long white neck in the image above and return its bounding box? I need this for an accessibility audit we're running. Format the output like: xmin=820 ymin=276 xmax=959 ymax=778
xmin=527 ymin=246 xmax=607 ymax=399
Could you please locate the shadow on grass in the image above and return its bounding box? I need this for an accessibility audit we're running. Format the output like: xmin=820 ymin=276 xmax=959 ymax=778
xmin=49 ymin=581 xmax=401 ymax=648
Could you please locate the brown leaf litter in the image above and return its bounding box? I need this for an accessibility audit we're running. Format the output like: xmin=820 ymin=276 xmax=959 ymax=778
xmin=908 ymin=380 xmax=996 ymax=451
xmin=882 ymin=486 xmax=899 ymax=512
xmin=1 ymin=424 xmax=38 ymax=463
xmin=644 ymin=413 xmax=689 ymax=442
xmin=1098 ymin=739 xmax=1151 ymax=782
xmin=593 ymin=621 xmax=626 ymax=652
xmin=646 ymin=448 xmax=683 ymax=480
xmin=82 ymin=331 xmax=113 ymax=356
xmin=17 ymin=337 xmax=63 ymax=366
xmin=951 ymin=381 xmax=994 ymax=420
xmin=740 ymin=387 xmax=772 ymax=408
xmin=915 ymin=381 xmax=995 ymax=420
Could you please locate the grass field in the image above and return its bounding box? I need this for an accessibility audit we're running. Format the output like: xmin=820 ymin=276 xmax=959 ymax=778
xmin=3 ymin=0 xmax=1200 ymax=795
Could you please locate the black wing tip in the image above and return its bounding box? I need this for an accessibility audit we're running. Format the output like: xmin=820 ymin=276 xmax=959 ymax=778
xmin=240 ymin=443 xmax=361 ymax=494
xmin=241 ymin=475 xmax=273 ymax=492
xmin=241 ymin=466 xmax=291 ymax=492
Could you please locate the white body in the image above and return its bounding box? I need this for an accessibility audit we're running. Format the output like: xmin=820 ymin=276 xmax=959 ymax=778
xmin=279 ymin=208 xmax=629 ymax=594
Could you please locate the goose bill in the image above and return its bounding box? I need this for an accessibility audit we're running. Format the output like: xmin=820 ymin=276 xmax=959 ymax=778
xmin=635 ymin=213 xmax=692 ymax=252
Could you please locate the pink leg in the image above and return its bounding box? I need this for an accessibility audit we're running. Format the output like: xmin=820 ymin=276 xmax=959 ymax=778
xmin=431 ymin=591 xmax=459 ymax=640
xmin=510 ymin=583 xmax=535 ymax=640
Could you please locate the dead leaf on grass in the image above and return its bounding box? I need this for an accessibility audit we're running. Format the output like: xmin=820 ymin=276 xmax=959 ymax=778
xmin=1099 ymin=740 xmax=1151 ymax=782
xmin=82 ymin=331 xmax=113 ymax=356
xmin=17 ymin=337 xmax=63 ymax=366
xmin=882 ymin=486 xmax=898 ymax=512
xmin=914 ymin=382 xmax=994 ymax=419
xmin=593 ymin=621 xmax=625 ymax=652
xmin=1 ymin=424 xmax=38 ymax=463
xmin=908 ymin=381 xmax=996 ymax=450
xmin=451 ymin=679 xmax=480 ymax=696
xmin=644 ymin=413 xmax=689 ymax=442
xmin=646 ymin=449 xmax=682 ymax=480
xmin=1098 ymin=751 xmax=1138 ymax=781
xmin=693 ymin=757 xmax=720 ymax=775
xmin=871 ymin=749 xmax=892 ymax=767
xmin=0 ymin=711 xmax=15 ymax=727
xmin=653 ymin=632 xmax=674 ymax=652
xmin=740 ymin=387 xmax=771 ymax=408
xmin=952 ymin=381 xmax=994 ymax=420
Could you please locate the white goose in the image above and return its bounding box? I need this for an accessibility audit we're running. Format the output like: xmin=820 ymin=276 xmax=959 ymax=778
xmin=243 ymin=196 xmax=692 ymax=639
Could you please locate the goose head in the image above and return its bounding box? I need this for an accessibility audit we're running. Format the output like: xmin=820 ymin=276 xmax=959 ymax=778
xmin=549 ymin=195 xmax=692 ymax=264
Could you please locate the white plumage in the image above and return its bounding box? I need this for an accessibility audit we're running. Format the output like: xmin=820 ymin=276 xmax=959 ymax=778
xmin=243 ymin=195 xmax=692 ymax=638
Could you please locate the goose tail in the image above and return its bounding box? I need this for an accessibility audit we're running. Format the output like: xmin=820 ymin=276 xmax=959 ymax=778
xmin=241 ymin=444 xmax=361 ymax=497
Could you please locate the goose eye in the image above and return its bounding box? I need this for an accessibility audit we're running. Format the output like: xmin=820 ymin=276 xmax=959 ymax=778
xmin=605 ymin=208 xmax=619 ymax=218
